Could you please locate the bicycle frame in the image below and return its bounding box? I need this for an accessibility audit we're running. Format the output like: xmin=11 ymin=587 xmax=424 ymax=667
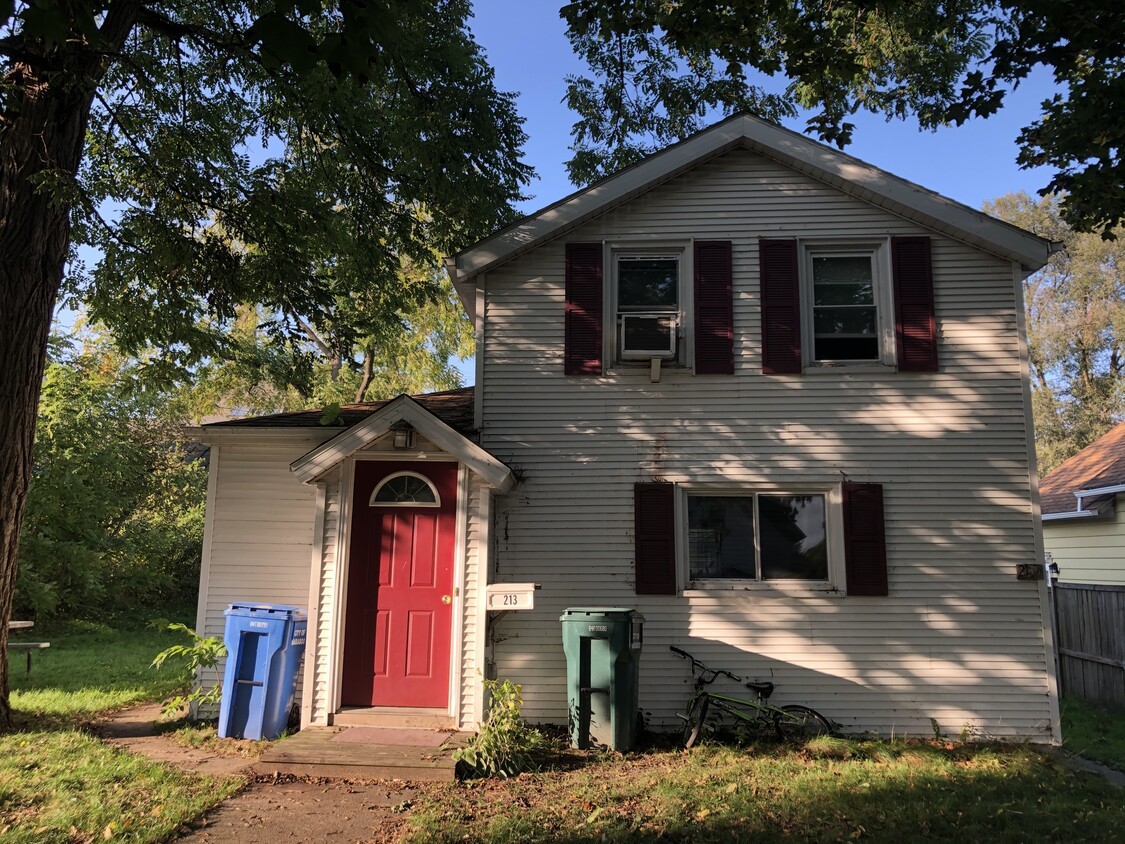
xmin=671 ymin=645 xmax=832 ymax=745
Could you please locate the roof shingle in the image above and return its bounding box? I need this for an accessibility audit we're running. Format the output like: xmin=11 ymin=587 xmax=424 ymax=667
xmin=203 ymin=387 xmax=475 ymax=436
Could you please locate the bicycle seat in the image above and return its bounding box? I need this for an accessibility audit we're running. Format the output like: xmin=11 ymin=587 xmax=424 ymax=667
xmin=745 ymin=680 xmax=774 ymax=698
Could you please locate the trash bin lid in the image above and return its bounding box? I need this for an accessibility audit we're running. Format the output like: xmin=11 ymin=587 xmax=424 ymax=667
xmin=225 ymin=602 xmax=307 ymax=621
xmin=559 ymin=607 xmax=641 ymax=622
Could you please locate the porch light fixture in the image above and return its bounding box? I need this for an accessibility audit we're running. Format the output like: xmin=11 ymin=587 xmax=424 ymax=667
xmin=391 ymin=422 xmax=414 ymax=450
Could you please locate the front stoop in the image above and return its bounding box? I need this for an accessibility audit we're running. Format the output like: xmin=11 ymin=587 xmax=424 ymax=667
xmin=255 ymin=726 xmax=470 ymax=782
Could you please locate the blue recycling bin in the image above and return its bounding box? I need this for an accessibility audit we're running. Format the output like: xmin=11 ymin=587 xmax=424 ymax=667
xmin=218 ymin=602 xmax=307 ymax=740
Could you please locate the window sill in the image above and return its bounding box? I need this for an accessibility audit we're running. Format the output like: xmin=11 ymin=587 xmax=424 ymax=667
xmin=801 ymin=363 xmax=896 ymax=375
xmin=606 ymin=363 xmax=689 ymax=375
xmin=684 ymin=581 xmax=844 ymax=598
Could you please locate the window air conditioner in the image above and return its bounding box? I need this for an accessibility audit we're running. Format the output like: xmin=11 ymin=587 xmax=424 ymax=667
xmin=619 ymin=313 xmax=678 ymax=360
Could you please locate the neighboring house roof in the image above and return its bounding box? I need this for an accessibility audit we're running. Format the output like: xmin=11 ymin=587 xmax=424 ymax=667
xmin=1040 ymin=422 xmax=1125 ymax=519
xmin=202 ymin=387 xmax=475 ymax=435
xmin=445 ymin=112 xmax=1055 ymax=319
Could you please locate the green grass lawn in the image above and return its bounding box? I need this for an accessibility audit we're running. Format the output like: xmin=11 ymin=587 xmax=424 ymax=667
xmin=1061 ymin=697 xmax=1125 ymax=772
xmin=9 ymin=618 xmax=190 ymax=724
xmin=407 ymin=737 xmax=1125 ymax=843
xmin=1 ymin=615 xmax=243 ymax=842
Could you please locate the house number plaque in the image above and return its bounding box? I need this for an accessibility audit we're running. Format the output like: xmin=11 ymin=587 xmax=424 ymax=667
xmin=485 ymin=583 xmax=538 ymax=611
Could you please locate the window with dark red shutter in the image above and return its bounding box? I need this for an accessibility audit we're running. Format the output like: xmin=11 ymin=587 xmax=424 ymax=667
xmin=634 ymin=482 xmax=676 ymax=595
xmin=565 ymin=242 xmax=603 ymax=375
xmin=891 ymin=236 xmax=938 ymax=372
xmin=842 ymin=482 xmax=888 ymax=596
xmin=759 ymin=239 xmax=802 ymax=374
xmin=694 ymin=240 xmax=734 ymax=374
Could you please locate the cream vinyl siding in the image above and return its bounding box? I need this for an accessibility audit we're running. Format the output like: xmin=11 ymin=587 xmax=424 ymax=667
xmin=196 ymin=436 xmax=329 ymax=709
xmin=308 ymin=470 xmax=341 ymax=724
xmin=478 ymin=148 xmax=1056 ymax=740
xmin=1045 ymin=498 xmax=1125 ymax=586
xmin=460 ymin=477 xmax=487 ymax=726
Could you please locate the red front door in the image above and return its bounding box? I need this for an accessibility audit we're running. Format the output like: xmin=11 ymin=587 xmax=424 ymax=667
xmin=342 ymin=460 xmax=457 ymax=708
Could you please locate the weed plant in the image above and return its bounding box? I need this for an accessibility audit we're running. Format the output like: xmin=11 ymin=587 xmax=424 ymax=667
xmin=454 ymin=678 xmax=551 ymax=778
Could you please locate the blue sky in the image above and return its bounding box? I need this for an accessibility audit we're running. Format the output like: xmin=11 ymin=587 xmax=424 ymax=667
xmin=469 ymin=2 xmax=1059 ymax=216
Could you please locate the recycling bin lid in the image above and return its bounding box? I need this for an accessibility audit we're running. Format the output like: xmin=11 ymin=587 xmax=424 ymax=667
xmin=225 ymin=602 xmax=307 ymax=621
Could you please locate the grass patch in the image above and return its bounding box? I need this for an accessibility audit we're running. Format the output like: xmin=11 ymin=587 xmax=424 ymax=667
xmin=0 ymin=730 xmax=241 ymax=843
xmin=3 ymin=614 xmax=243 ymax=842
xmin=406 ymin=739 xmax=1125 ymax=843
xmin=1061 ymin=697 xmax=1125 ymax=772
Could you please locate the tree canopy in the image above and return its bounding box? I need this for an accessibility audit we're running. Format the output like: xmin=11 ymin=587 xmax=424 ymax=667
xmin=18 ymin=335 xmax=207 ymax=620
xmin=0 ymin=0 xmax=530 ymax=728
xmin=985 ymin=192 xmax=1125 ymax=473
xmin=562 ymin=1 xmax=1124 ymax=236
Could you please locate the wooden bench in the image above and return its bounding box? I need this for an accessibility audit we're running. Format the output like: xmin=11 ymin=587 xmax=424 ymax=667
xmin=8 ymin=642 xmax=50 ymax=674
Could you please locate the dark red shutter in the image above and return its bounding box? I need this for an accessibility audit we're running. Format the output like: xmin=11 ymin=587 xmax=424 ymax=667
xmin=842 ymin=482 xmax=888 ymax=596
xmin=892 ymin=236 xmax=938 ymax=372
xmin=694 ymin=240 xmax=734 ymax=374
xmin=759 ymin=239 xmax=801 ymax=374
xmin=635 ymin=482 xmax=676 ymax=595
xmin=565 ymin=242 xmax=603 ymax=375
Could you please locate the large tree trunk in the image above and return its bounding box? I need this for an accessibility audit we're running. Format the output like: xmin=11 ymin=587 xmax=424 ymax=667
xmin=0 ymin=4 xmax=139 ymax=730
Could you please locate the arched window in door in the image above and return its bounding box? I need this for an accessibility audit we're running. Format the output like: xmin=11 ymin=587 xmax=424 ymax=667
xmin=369 ymin=471 xmax=441 ymax=507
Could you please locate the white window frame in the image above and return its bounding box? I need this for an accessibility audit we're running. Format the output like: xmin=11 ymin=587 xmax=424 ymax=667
xmin=369 ymin=471 xmax=441 ymax=507
xmin=605 ymin=241 xmax=693 ymax=369
xmin=800 ymin=240 xmax=895 ymax=370
xmin=677 ymin=484 xmax=845 ymax=594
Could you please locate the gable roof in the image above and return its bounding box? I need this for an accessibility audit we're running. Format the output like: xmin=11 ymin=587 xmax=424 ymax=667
xmin=1040 ymin=422 xmax=1125 ymax=518
xmin=446 ymin=113 xmax=1054 ymax=318
xmin=289 ymin=392 xmax=513 ymax=492
xmin=204 ymin=387 xmax=475 ymax=433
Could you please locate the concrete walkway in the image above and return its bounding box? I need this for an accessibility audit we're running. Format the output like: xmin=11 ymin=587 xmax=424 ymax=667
xmin=1053 ymin=749 xmax=1125 ymax=788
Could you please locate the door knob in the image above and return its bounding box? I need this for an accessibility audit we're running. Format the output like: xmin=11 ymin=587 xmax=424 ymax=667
xmin=442 ymin=594 xmax=452 ymax=605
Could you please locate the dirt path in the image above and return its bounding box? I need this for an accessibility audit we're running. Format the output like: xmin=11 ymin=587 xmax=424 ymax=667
xmin=93 ymin=703 xmax=422 ymax=842
xmin=95 ymin=703 xmax=255 ymax=779
xmin=175 ymin=778 xmax=422 ymax=843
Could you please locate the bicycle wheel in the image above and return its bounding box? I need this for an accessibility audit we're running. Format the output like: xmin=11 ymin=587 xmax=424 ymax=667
xmin=682 ymin=695 xmax=710 ymax=748
xmin=775 ymin=705 xmax=832 ymax=741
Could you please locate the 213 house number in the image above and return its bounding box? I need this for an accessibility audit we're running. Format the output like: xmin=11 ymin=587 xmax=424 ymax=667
xmin=485 ymin=583 xmax=535 ymax=610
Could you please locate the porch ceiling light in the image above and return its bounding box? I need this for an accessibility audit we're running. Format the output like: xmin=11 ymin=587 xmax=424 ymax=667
xmin=391 ymin=422 xmax=415 ymax=450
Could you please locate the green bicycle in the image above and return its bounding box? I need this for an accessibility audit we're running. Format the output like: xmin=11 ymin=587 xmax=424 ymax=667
xmin=671 ymin=645 xmax=833 ymax=747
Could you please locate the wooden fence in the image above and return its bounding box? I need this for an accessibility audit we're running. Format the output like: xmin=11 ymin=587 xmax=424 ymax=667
xmin=1051 ymin=582 xmax=1125 ymax=709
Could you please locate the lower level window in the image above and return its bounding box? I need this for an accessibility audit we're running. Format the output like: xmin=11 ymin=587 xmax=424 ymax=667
xmin=687 ymin=493 xmax=828 ymax=582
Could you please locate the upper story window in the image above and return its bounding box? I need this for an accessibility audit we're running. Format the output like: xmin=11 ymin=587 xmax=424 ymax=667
xmin=370 ymin=472 xmax=440 ymax=507
xmin=615 ymin=254 xmax=682 ymax=363
xmin=565 ymin=240 xmax=733 ymax=376
xmin=803 ymin=244 xmax=893 ymax=367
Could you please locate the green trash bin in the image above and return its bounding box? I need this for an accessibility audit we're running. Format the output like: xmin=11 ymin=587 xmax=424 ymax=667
xmin=560 ymin=607 xmax=644 ymax=751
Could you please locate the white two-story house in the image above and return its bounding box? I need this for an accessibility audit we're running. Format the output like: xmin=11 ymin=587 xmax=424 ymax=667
xmin=195 ymin=114 xmax=1060 ymax=741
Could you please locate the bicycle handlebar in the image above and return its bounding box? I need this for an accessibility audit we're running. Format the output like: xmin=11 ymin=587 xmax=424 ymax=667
xmin=669 ymin=645 xmax=741 ymax=684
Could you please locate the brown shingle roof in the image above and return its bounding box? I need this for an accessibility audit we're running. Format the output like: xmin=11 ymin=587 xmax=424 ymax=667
xmin=203 ymin=387 xmax=476 ymax=436
xmin=1039 ymin=421 xmax=1125 ymax=515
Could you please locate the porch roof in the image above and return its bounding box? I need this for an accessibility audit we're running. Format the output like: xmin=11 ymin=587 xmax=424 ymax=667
xmin=288 ymin=391 xmax=513 ymax=492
